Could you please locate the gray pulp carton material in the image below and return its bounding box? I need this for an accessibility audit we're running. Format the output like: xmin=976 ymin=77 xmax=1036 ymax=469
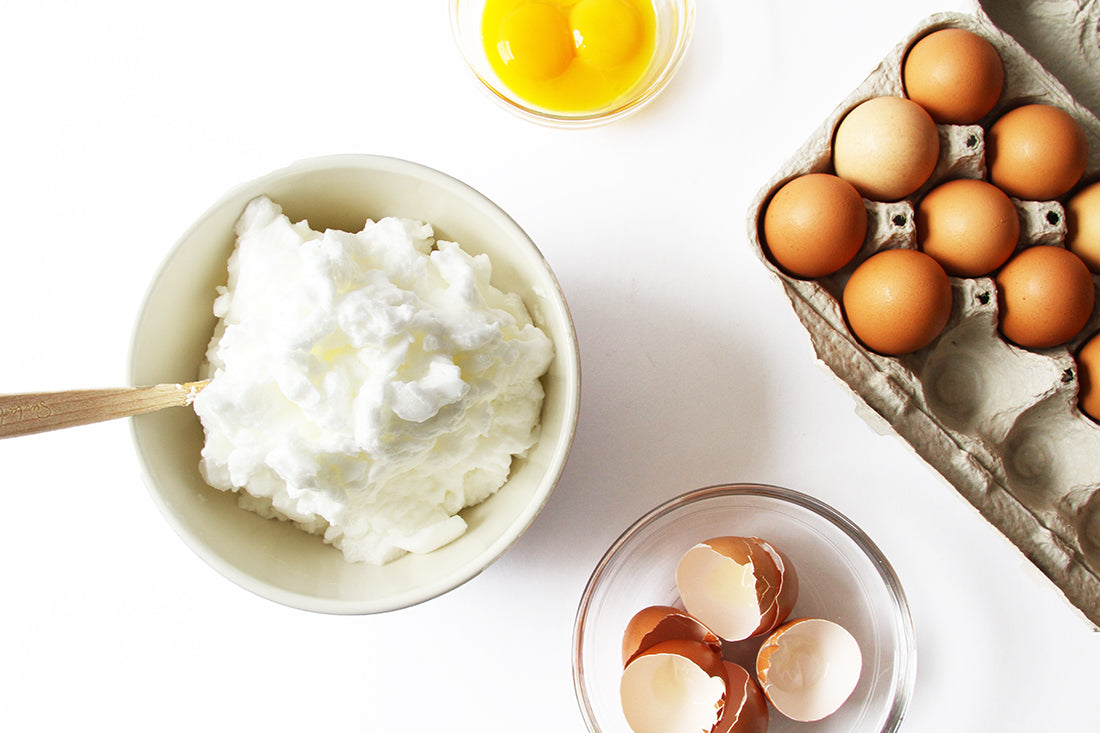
xmin=747 ymin=10 xmax=1100 ymax=627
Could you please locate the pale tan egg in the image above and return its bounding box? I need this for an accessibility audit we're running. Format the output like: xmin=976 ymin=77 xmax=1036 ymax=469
xmin=842 ymin=248 xmax=953 ymax=355
xmin=1067 ymin=181 xmax=1100 ymax=273
xmin=1077 ymin=332 xmax=1100 ymax=422
xmin=917 ymin=178 xmax=1019 ymax=276
xmin=762 ymin=173 xmax=868 ymax=278
xmin=832 ymin=96 xmax=940 ymax=202
xmin=995 ymin=245 xmax=1095 ymax=348
xmin=987 ymin=104 xmax=1088 ymax=201
xmin=903 ymin=27 xmax=1004 ymax=124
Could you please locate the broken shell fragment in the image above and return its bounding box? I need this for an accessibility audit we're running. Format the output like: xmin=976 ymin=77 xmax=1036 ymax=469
xmin=621 ymin=605 xmax=721 ymax=667
xmin=620 ymin=639 xmax=728 ymax=733
xmin=755 ymin=618 xmax=863 ymax=722
xmin=675 ymin=536 xmax=798 ymax=641
xmin=714 ymin=662 xmax=769 ymax=733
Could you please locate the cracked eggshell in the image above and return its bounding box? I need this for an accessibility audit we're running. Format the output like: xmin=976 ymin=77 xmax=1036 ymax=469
xmin=621 ymin=605 xmax=721 ymax=667
xmin=755 ymin=618 xmax=863 ymax=723
xmin=620 ymin=639 xmax=728 ymax=733
xmin=675 ymin=536 xmax=798 ymax=642
xmin=714 ymin=662 xmax=769 ymax=733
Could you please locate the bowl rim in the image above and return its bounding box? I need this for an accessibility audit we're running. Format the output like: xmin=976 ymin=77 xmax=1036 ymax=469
xmin=571 ymin=482 xmax=917 ymax=732
xmin=448 ymin=0 xmax=697 ymax=128
xmin=127 ymin=153 xmax=582 ymax=614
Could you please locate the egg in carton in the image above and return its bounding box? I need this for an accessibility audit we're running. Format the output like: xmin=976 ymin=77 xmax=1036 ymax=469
xmin=746 ymin=10 xmax=1100 ymax=627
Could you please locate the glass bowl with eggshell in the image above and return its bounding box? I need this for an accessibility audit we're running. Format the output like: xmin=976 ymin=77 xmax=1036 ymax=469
xmin=450 ymin=0 xmax=695 ymax=127
xmin=129 ymin=154 xmax=581 ymax=614
xmin=573 ymin=483 xmax=916 ymax=732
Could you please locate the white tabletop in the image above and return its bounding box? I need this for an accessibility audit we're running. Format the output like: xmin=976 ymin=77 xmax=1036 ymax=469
xmin=1 ymin=1 xmax=1096 ymax=730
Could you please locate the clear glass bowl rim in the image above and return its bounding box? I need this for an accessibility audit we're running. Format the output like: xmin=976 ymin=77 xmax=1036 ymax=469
xmin=571 ymin=482 xmax=918 ymax=732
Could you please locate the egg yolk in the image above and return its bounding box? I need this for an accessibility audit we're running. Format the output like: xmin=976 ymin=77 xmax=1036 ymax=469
xmin=481 ymin=0 xmax=657 ymax=114
xmin=496 ymin=2 xmax=574 ymax=80
xmin=572 ymin=0 xmax=643 ymax=68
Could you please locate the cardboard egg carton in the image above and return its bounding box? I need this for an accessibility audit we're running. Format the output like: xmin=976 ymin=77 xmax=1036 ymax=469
xmin=746 ymin=10 xmax=1100 ymax=627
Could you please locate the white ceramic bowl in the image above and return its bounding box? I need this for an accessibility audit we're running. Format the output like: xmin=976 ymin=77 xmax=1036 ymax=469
xmin=129 ymin=154 xmax=581 ymax=614
xmin=450 ymin=0 xmax=695 ymax=127
xmin=574 ymin=483 xmax=916 ymax=732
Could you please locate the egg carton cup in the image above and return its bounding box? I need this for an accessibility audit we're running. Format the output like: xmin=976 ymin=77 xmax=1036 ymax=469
xmin=747 ymin=11 xmax=1100 ymax=627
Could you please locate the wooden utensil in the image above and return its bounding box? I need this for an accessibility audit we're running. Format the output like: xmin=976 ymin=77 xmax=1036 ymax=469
xmin=0 ymin=381 xmax=209 ymax=439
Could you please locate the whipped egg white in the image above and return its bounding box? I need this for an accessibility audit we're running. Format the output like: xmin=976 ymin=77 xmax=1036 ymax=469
xmin=192 ymin=196 xmax=553 ymax=564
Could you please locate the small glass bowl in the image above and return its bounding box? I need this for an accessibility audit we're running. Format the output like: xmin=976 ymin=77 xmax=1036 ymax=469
xmin=573 ymin=483 xmax=916 ymax=732
xmin=450 ymin=0 xmax=695 ymax=127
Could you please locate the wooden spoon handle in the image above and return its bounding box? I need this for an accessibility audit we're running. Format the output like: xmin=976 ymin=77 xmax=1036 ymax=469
xmin=0 ymin=381 xmax=210 ymax=439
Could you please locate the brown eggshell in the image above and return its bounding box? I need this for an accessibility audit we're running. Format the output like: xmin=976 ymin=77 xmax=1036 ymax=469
xmin=762 ymin=173 xmax=868 ymax=278
xmin=621 ymin=639 xmax=729 ymax=733
xmin=832 ymin=96 xmax=940 ymax=202
xmin=713 ymin=662 xmax=769 ymax=733
xmin=745 ymin=538 xmax=799 ymax=638
xmin=995 ymin=245 xmax=1095 ymax=349
xmin=842 ymin=248 xmax=954 ymax=355
xmin=902 ymin=27 xmax=1004 ymax=124
xmin=1078 ymin=332 xmax=1100 ymax=422
xmin=630 ymin=638 xmax=727 ymax=679
xmin=621 ymin=605 xmax=720 ymax=667
xmin=677 ymin=537 xmax=797 ymax=642
xmin=1067 ymin=180 xmax=1100 ymax=273
xmin=917 ymin=178 xmax=1020 ymax=276
xmin=988 ymin=104 xmax=1088 ymax=201
xmin=756 ymin=618 xmax=863 ymax=723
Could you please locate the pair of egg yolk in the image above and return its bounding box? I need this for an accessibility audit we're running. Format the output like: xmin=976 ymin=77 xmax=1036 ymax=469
xmin=482 ymin=0 xmax=657 ymax=113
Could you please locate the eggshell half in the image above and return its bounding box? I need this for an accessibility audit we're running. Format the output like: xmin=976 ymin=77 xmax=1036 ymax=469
xmin=620 ymin=640 xmax=728 ymax=733
xmin=756 ymin=618 xmax=863 ymax=723
xmin=675 ymin=536 xmax=798 ymax=642
xmin=714 ymin=662 xmax=769 ymax=733
xmin=621 ymin=605 xmax=720 ymax=667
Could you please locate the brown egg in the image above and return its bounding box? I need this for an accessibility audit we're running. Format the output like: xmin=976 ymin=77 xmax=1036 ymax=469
xmin=987 ymin=104 xmax=1088 ymax=200
xmin=842 ymin=248 xmax=953 ymax=355
xmin=995 ymin=245 xmax=1095 ymax=348
xmin=833 ymin=96 xmax=940 ymax=202
xmin=1067 ymin=181 xmax=1100 ymax=273
xmin=903 ymin=28 xmax=1004 ymax=124
xmin=762 ymin=173 xmax=868 ymax=278
xmin=1077 ymin=332 xmax=1100 ymax=422
xmin=917 ymin=178 xmax=1019 ymax=276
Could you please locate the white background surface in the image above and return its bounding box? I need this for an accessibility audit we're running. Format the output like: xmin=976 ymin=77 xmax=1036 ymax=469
xmin=1 ymin=1 xmax=1097 ymax=731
